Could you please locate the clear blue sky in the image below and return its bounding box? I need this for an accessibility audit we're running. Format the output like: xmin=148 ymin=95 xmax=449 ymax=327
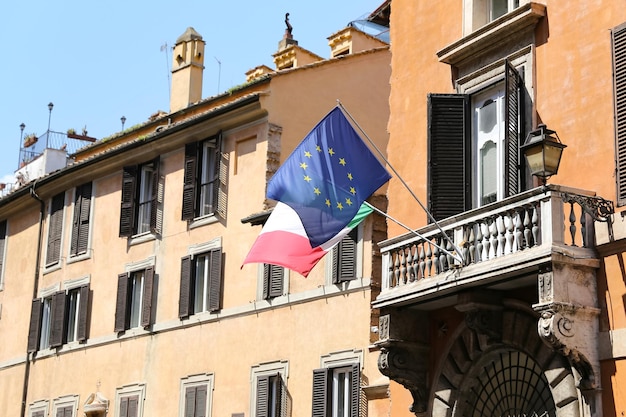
xmin=0 ymin=0 xmax=386 ymax=184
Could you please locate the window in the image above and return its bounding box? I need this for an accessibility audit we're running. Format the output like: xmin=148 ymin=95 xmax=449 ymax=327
xmin=179 ymin=249 xmax=222 ymax=318
xmin=115 ymin=267 xmax=154 ymax=331
xmin=182 ymin=133 xmax=226 ymax=221
xmin=0 ymin=220 xmax=7 ymax=290
xmin=180 ymin=374 xmax=214 ymax=417
xmin=28 ymin=400 xmax=49 ymax=417
xmin=262 ymin=264 xmax=285 ymax=300
xmin=27 ymin=284 xmax=90 ymax=353
xmin=115 ymin=384 xmax=146 ymax=417
xmin=613 ymin=22 xmax=626 ymax=206
xmin=465 ymin=0 xmax=521 ymax=33
xmin=53 ymin=395 xmax=79 ymax=417
xmin=251 ymin=361 xmax=289 ymax=417
xmin=70 ymin=182 xmax=93 ymax=258
xmin=428 ymin=60 xmax=525 ymax=220
xmin=312 ymin=364 xmax=360 ymax=417
xmin=330 ymin=229 xmax=358 ymax=284
xmin=119 ymin=158 xmax=162 ymax=237
xmin=46 ymin=192 xmax=66 ymax=267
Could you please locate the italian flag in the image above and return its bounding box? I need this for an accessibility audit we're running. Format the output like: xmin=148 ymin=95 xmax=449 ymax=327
xmin=242 ymin=202 xmax=373 ymax=277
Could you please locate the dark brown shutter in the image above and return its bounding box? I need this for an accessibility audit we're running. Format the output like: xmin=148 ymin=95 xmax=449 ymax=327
xmin=114 ymin=273 xmax=130 ymax=332
xmin=119 ymin=396 xmax=129 ymax=417
xmin=46 ymin=192 xmax=65 ymax=265
xmin=256 ymin=375 xmax=270 ymax=417
xmin=208 ymin=248 xmax=222 ymax=312
xmin=613 ymin=23 xmax=626 ymax=205
xmin=196 ymin=384 xmax=208 ymax=417
xmin=215 ymin=132 xmax=227 ymax=219
xmin=0 ymin=220 xmax=6 ymax=276
xmin=333 ymin=228 xmax=358 ymax=284
xmin=263 ymin=264 xmax=284 ymax=299
xmin=312 ymin=368 xmax=330 ymax=417
xmin=141 ymin=266 xmax=154 ymax=327
xmin=56 ymin=405 xmax=72 ymax=417
xmin=150 ymin=158 xmax=162 ymax=234
xmin=49 ymin=291 xmax=67 ymax=348
xmin=77 ymin=284 xmax=90 ymax=342
xmin=27 ymin=299 xmax=43 ymax=353
xmin=119 ymin=166 xmax=138 ymax=237
xmin=350 ymin=363 xmax=360 ymax=417
xmin=71 ymin=182 xmax=92 ymax=256
xmin=182 ymin=142 xmax=198 ymax=220
xmin=504 ymin=60 xmax=525 ymax=197
xmin=185 ymin=386 xmax=197 ymax=417
xmin=427 ymin=94 xmax=470 ymax=221
xmin=128 ymin=395 xmax=139 ymax=417
xmin=179 ymin=255 xmax=193 ymax=319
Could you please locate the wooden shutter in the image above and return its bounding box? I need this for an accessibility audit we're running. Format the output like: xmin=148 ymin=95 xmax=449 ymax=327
xmin=32 ymin=411 xmax=45 ymax=417
xmin=77 ymin=284 xmax=90 ymax=342
xmin=49 ymin=291 xmax=67 ymax=348
xmin=504 ymin=60 xmax=525 ymax=197
xmin=128 ymin=395 xmax=139 ymax=417
xmin=71 ymin=182 xmax=92 ymax=256
xmin=427 ymin=94 xmax=470 ymax=221
xmin=332 ymin=228 xmax=358 ymax=284
xmin=27 ymin=299 xmax=43 ymax=353
xmin=256 ymin=375 xmax=270 ymax=417
xmin=312 ymin=368 xmax=330 ymax=417
xmin=182 ymin=142 xmax=199 ymax=220
xmin=56 ymin=405 xmax=73 ymax=417
xmin=215 ymin=132 xmax=227 ymax=219
xmin=150 ymin=158 xmax=163 ymax=234
xmin=119 ymin=166 xmax=138 ymax=237
xmin=263 ymin=264 xmax=284 ymax=299
xmin=350 ymin=363 xmax=360 ymax=417
xmin=185 ymin=386 xmax=197 ymax=417
xmin=613 ymin=23 xmax=626 ymax=205
xmin=208 ymin=248 xmax=222 ymax=312
xmin=141 ymin=266 xmax=154 ymax=327
xmin=119 ymin=396 xmax=129 ymax=417
xmin=179 ymin=255 xmax=193 ymax=319
xmin=114 ymin=273 xmax=130 ymax=332
xmin=46 ymin=192 xmax=65 ymax=265
xmin=0 ymin=220 xmax=6 ymax=277
xmin=196 ymin=384 xmax=208 ymax=417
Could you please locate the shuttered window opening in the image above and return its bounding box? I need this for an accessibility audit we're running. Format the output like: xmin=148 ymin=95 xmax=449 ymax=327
xmin=256 ymin=374 xmax=286 ymax=417
xmin=182 ymin=132 xmax=227 ymax=221
xmin=115 ymin=267 xmax=154 ymax=332
xmin=119 ymin=395 xmax=139 ymax=417
xmin=312 ymin=363 xmax=360 ymax=417
xmin=55 ymin=405 xmax=73 ymax=417
xmin=331 ymin=228 xmax=358 ymax=284
xmin=263 ymin=264 xmax=284 ymax=299
xmin=70 ymin=182 xmax=92 ymax=257
xmin=185 ymin=384 xmax=209 ymax=417
xmin=0 ymin=220 xmax=7 ymax=286
xmin=26 ymin=285 xmax=91 ymax=353
xmin=46 ymin=192 xmax=65 ymax=266
xmin=427 ymin=60 xmax=525 ymax=221
xmin=119 ymin=159 xmax=163 ymax=237
xmin=178 ymin=249 xmax=223 ymax=319
xmin=613 ymin=22 xmax=626 ymax=205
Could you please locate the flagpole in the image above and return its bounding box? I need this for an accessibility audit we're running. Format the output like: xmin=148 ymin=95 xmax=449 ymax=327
xmin=337 ymin=101 xmax=465 ymax=264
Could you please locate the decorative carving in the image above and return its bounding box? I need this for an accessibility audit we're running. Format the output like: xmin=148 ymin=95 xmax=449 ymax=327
xmin=465 ymin=310 xmax=502 ymax=341
xmin=562 ymin=193 xmax=614 ymax=222
xmin=538 ymin=271 xmax=553 ymax=303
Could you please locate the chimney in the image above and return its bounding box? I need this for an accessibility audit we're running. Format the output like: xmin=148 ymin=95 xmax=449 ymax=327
xmin=170 ymin=27 xmax=205 ymax=113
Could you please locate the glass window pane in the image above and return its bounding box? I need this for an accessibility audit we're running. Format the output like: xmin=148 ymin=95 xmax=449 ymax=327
xmin=478 ymin=99 xmax=497 ymax=135
xmin=491 ymin=0 xmax=508 ymax=20
xmin=137 ymin=165 xmax=153 ymax=234
xmin=199 ymin=143 xmax=216 ymax=217
xmin=194 ymin=255 xmax=208 ymax=313
xmin=40 ymin=298 xmax=52 ymax=349
xmin=66 ymin=290 xmax=80 ymax=342
xmin=481 ymin=141 xmax=497 ymax=205
xmin=129 ymin=272 xmax=144 ymax=327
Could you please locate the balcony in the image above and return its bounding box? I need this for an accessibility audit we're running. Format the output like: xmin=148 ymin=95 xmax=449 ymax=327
xmin=373 ymin=185 xmax=614 ymax=311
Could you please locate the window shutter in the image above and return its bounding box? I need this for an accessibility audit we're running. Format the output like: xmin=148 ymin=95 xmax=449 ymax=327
xmin=46 ymin=192 xmax=65 ymax=265
xmin=119 ymin=396 xmax=129 ymax=417
xmin=276 ymin=374 xmax=285 ymax=417
xmin=215 ymin=132 xmax=227 ymax=219
xmin=27 ymin=299 xmax=43 ymax=353
xmin=263 ymin=264 xmax=284 ymax=299
xmin=427 ymin=94 xmax=470 ymax=221
xmin=256 ymin=375 xmax=270 ymax=417
xmin=208 ymin=248 xmax=222 ymax=312
xmin=182 ymin=142 xmax=198 ymax=220
xmin=57 ymin=405 xmax=72 ymax=417
xmin=120 ymin=166 xmax=138 ymax=237
xmin=77 ymin=284 xmax=90 ymax=342
xmin=185 ymin=386 xmax=197 ymax=417
xmin=196 ymin=384 xmax=208 ymax=417
xmin=179 ymin=256 xmax=193 ymax=319
xmin=127 ymin=395 xmax=139 ymax=417
xmin=49 ymin=291 xmax=67 ymax=348
xmin=114 ymin=273 xmax=130 ymax=332
xmin=504 ymin=60 xmax=525 ymax=197
xmin=312 ymin=368 xmax=330 ymax=417
xmin=333 ymin=228 xmax=358 ymax=283
xmin=613 ymin=23 xmax=626 ymax=205
xmin=0 ymin=220 xmax=6 ymax=277
xmin=71 ymin=182 xmax=92 ymax=256
xmin=150 ymin=158 xmax=163 ymax=234
xmin=350 ymin=363 xmax=360 ymax=417
xmin=141 ymin=266 xmax=154 ymax=327
xmin=33 ymin=411 xmax=45 ymax=417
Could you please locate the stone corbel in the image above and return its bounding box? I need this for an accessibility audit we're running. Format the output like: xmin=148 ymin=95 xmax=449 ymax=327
xmin=376 ymin=311 xmax=430 ymax=416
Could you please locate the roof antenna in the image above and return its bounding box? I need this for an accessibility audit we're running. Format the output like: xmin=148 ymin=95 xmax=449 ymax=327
xmin=214 ymin=56 xmax=221 ymax=95
xmin=160 ymin=42 xmax=171 ymax=102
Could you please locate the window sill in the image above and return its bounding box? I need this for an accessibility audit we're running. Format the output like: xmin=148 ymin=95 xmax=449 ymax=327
xmin=128 ymin=232 xmax=156 ymax=246
xmin=188 ymin=214 xmax=219 ymax=230
xmin=436 ymin=2 xmax=545 ymax=67
xmin=66 ymin=250 xmax=92 ymax=265
xmin=43 ymin=262 xmax=62 ymax=275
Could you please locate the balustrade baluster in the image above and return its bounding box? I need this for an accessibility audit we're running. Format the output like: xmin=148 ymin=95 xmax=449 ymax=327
xmin=568 ymin=202 xmax=577 ymax=246
xmin=505 ymin=212 xmax=514 ymax=254
xmin=393 ymin=251 xmax=400 ymax=288
xmin=496 ymin=215 xmax=505 ymax=257
xmin=581 ymin=209 xmax=587 ymax=247
xmin=514 ymin=209 xmax=523 ymax=250
xmin=523 ymin=207 xmax=531 ymax=249
xmin=468 ymin=225 xmax=476 ymax=265
xmin=406 ymin=245 xmax=414 ymax=282
xmin=476 ymin=221 xmax=484 ymax=262
xmin=418 ymin=242 xmax=425 ymax=280
xmin=531 ymin=204 xmax=538 ymax=247
xmin=433 ymin=239 xmax=441 ymax=274
xmin=482 ymin=221 xmax=490 ymax=260
xmin=425 ymin=241 xmax=433 ymax=277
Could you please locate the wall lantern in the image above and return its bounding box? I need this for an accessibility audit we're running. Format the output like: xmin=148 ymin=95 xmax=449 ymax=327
xmin=520 ymin=124 xmax=567 ymax=185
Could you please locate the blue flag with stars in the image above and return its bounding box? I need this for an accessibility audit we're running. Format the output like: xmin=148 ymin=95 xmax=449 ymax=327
xmin=267 ymin=106 xmax=391 ymax=247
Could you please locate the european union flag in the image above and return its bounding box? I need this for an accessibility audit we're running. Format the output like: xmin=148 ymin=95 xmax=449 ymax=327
xmin=267 ymin=106 xmax=391 ymax=247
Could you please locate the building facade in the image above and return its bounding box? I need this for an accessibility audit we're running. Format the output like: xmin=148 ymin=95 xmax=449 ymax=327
xmin=0 ymin=14 xmax=392 ymax=417
xmin=376 ymin=1 xmax=626 ymax=417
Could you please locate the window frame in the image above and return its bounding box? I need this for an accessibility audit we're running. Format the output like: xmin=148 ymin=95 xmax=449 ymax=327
xmin=28 ymin=400 xmax=49 ymax=417
xmin=250 ymin=360 xmax=289 ymax=417
xmin=115 ymin=383 xmax=146 ymax=417
xmin=179 ymin=238 xmax=223 ymax=319
xmin=45 ymin=191 xmax=66 ymax=268
xmin=119 ymin=158 xmax=162 ymax=238
xmin=52 ymin=394 xmax=79 ymax=417
xmin=312 ymin=350 xmax=363 ymax=417
xmin=463 ymin=0 xmax=525 ymax=34
xmin=179 ymin=373 xmax=214 ymax=417
xmin=69 ymin=182 xmax=93 ymax=260
xmin=115 ymin=261 xmax=155 ymax=332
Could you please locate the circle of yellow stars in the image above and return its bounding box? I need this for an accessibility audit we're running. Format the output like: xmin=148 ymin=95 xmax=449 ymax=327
xmin=298 ymin=145 xmax=357 ymax=211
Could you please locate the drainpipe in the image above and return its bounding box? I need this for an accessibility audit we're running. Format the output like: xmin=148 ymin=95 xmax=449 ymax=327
xmin=20 ymin=180 xmax=46 ymax=417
